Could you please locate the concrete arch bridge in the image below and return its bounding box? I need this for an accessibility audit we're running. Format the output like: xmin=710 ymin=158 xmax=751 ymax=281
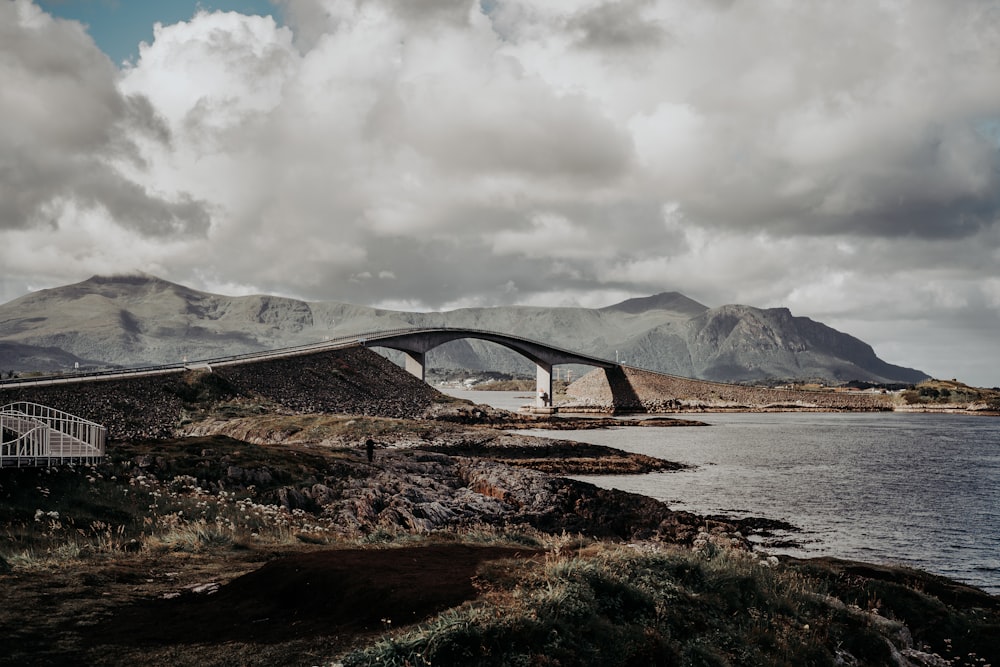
xmin=1 ymin=402 xmax=106 ymax=468
xmin=0 ymin=327 xmax=630 ymax=413
xmin=359 ymin=327 xmax=618 ymax=410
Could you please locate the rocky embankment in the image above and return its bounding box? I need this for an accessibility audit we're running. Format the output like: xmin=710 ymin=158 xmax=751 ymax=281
xmin=0 ymin=373 xmax=196 ymax=440
xmin=0 ymin=348 xmax=445 ymax=440
xmin=333 ymin=450 xmax=709 ymax=541
xmin=3 ymin=431 xmax=995 ymax=667
xmin=567 ymin=365 xmax=896 ymax=412
xmin=211 ymin=349 xmax=441 ymax=417
xmin=117 ymin=433 xmax=768 ymax=547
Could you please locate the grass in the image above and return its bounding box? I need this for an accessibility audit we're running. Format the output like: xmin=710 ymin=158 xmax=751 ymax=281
xmin=2 ymin=428 xmax=997 ymax=667
xmin=336 ymin=541 xmax=1000 ymax=667
xmin=336 ymin=542 xmax=903 ymax=667
xmin=5 ymin=521 xmax=996 ymax=666
xmin=0 ymin=467 xmax=310 ymax=569
xmin=184 ymin=411 xmax=455 ymax=445
xmin=272 ymin=414 xmax=439 ymax=442
xmin=0 ymin=434 xmax=365 ymax=568
xmin=901 ymin=379 xmax=1000 ymax=407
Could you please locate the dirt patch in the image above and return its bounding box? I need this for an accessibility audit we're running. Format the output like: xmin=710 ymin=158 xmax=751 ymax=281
xmin=87 ymin=544 xmax=536 ymax=647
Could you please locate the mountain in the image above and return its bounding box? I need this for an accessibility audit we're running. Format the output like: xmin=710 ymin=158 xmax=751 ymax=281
xmin=599 ymin=291 xmax=708 ymax=317
xmin=0 ymin=342 xmax=106 ymax=374
xmin=0 ymin=274 xmax=928 ymax=384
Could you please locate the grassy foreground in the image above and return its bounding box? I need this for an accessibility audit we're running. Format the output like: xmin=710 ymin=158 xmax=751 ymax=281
xmin=1 ymin=424 xmax=998 ymax=666
xmin=339 ymin=540 xmax=999 ymax=667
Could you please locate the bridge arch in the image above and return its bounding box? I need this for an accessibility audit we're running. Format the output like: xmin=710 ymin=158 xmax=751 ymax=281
xmin=363 ymin=328 xmax=617 ymax=410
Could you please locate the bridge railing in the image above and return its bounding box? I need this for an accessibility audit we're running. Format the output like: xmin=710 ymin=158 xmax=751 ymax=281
xmin=1 ymin=403 xmax=106 ymax=466
xmin=201 ymin=329 xmax=395 ymax=366
xmin=0 ymin=411 xmax=49 ymax=462
xmin=0 ymin=330 xmax=388 ymax=386
xmin=0 ymin=363 xmax=187 ymax=387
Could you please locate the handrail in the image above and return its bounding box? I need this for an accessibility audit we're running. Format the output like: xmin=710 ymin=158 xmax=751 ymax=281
xmin=2 ymin=402 xmax=105 ymax=429
xmin=1 ymin=402 xmax=106 ymax=467
xmin=0 ymin=415 xmax=48 ymax=459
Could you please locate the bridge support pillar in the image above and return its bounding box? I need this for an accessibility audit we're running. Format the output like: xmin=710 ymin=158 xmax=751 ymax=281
xmin=535 ymin=361 xmax=553 ymax=409
xmin=402 ymin=351 xmax=426 ymax=381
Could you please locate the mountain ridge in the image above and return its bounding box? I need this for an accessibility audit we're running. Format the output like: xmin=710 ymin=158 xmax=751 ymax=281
xmin=0 ymin=274 xmax=928 ymax=384
xmin=599 ymin=291 xmax=708 ymax=316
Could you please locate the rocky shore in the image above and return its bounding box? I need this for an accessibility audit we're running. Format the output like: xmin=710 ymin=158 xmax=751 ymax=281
xmin=566 ymin=365 xmax=898 ymax=412
xmin=2 ymin=425 xmax=996 ymax=666
xmin=110 ymin=431 xmax=721 ymax=544
xmin=3 ymin=347 xmax=998 ymax=665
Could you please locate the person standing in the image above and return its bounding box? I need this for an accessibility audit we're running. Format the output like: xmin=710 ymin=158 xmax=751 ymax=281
xmin=365 ymin=437 xmax=375 ymax=462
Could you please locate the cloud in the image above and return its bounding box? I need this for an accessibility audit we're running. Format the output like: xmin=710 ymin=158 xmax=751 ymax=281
xmin=492 ymin=212 xmax=599 ymax=259
xmin=569 ymin=0 xmax=669 ymax=52
xmin=0 ymin=0 xmax=209 ymax=237
xmin=4 ymin=0 xmax=1000 ymax=384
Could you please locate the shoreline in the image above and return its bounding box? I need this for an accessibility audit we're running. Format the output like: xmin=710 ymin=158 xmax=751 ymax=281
xmin=549 ymin=403 xmax=1000 ymax=416
xmin=2 ymin=415 xmax=998 ymax=665
xmin=2 ymin=349 xmax=998 ymax=664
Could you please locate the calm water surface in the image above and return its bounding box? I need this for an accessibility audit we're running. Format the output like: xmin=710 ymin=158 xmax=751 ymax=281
xmin=443 ymin=390 xmax=1000 ymax=595
xmin=438 ymin=387 xmax=538 ymax=412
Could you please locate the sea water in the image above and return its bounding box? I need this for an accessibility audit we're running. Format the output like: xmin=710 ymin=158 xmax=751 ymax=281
xmin=442 ymin=389 xmax=1000 ymax=596
xmin=525 ymin=413 xmax=1000 ymax=595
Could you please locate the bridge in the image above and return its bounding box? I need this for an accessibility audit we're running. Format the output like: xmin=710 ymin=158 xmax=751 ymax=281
xmin=362 ymin=328 xmax=618 ymax=410
xmin=1 ymin=402 xmax=107 ymax=468
xmin=0 ymin=327 xmax=621 ymax=412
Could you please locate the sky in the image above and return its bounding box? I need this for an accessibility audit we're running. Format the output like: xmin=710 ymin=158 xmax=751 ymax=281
xmin=2 ymin=0 xmax=1000 ymax=387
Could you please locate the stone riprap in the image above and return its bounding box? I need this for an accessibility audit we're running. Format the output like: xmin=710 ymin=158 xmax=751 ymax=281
xmin=0 ymin=374 xmax=193 ymax=441
xmin=0 ymin=348 xmax=443 ymax=440
xmin=211 ymin=347 xmax=441 ymax=419
xmin=566 ymin=366 xmax=896 ymax=412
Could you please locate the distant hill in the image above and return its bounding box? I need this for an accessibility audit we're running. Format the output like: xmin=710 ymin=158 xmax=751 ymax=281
xmin=0 ymin=342 xmax=107 ymax=374
xmin=0 ymin=274 xmax=928 ymax=384
xmin=599 ymin=291 xmax=708 ymax=317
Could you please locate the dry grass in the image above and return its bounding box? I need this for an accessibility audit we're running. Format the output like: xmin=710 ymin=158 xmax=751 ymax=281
xmin=901 ymin=379 xmax=1000 ymax=407
xmin=2 ymin=427 xmax=997 ymax=667
xmin=338 ymin=540 xmax=999 ymax=667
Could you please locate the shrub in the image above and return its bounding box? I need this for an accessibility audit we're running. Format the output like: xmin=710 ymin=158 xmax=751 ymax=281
xmin=338 ymin=545 xmax=855 ymax=667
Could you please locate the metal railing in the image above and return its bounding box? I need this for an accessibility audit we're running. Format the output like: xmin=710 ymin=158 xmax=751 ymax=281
xmin=1 ymin=402 xmax=106 ymax=467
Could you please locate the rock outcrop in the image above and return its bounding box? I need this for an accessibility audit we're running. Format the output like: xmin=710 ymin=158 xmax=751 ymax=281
xmin=567 ymin=365 xmax=896 ymax=412
xmin=122 ymin=439 xmax=717 ymax=544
